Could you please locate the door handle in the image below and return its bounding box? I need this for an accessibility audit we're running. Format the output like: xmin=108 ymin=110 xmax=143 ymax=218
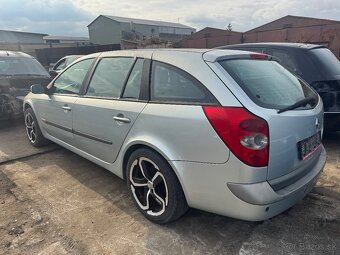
xmin=62 ymin=105 xmax=71 ymax=111
xmin=113 ymin=115 xmax=131 ymax=123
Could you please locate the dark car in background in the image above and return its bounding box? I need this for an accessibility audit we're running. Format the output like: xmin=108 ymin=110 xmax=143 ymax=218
xmin=49 ymin=55 xmax=83 ymax=77
xmin=219 ymin=43 xmax=340 ymax=131
xmin=0 ymin=51 xmax=50 ymax=120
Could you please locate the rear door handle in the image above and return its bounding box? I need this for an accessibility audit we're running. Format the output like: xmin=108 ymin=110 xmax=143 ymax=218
xmin=62 ymin=105 xmax=71 ymax=111
xmin=113 ymin=115 xmax=131 ymax=123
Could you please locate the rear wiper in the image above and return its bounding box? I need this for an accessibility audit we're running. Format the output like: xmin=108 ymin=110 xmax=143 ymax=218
xmin=277 ymin=97 xmax=316 ymax=114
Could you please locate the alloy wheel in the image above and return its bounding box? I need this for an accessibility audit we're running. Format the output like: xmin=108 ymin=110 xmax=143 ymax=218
xmin=25 ymin=112 xmax=36 ymax=143
xmin=129 ymin=157 xmax=169 ymax=216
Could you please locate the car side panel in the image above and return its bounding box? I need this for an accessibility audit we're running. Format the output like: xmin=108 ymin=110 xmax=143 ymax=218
xmin=123 ymin=104 xmax=230 ymax=163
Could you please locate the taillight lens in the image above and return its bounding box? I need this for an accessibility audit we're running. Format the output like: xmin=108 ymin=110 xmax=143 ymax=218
xmin=203 ymin=107 xmax=269 ymax=167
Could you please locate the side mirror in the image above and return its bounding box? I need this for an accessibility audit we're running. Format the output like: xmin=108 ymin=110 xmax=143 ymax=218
xmin=30 ymin=84 xmax=46 ymax=94
xmin=49 ymin=70 xmax=58 ymax=78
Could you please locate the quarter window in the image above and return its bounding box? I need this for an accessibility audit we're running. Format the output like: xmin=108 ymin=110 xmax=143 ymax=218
xmin=86 ymin=57 xmax=134 ymax=98
xmin=122 ymin=58 xmax=144 ymax=99
xmin=151 ymin=61 xmax=216 ymax=103
xmin=53 ymin=58 xmax=93 ymax=95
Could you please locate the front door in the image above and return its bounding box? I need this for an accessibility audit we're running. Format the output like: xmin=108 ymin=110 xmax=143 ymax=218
xmin=39 ymin=58 xmax=94 ymax=144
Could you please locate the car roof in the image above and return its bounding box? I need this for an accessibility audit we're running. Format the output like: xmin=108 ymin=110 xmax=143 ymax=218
xmin=219 ymin=42 xmax=325 ymax=50
xmin=79 ymin=48 xmax=255 ymax=63
xmin=0 ymin=50 xmax=33 ymax=58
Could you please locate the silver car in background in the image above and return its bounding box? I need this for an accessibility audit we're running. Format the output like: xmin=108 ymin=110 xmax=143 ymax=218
xmin=23 ymin=49 xmax=326 ymax=224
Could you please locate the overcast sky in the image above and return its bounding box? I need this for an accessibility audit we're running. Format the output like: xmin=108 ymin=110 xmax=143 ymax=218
xmin=0 ymin=0 xmax=340 ymax=36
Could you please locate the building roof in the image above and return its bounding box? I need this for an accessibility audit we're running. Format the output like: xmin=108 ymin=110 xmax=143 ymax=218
xmin=246 ymin=15 xmax=340 ymax=33
xmin=0 ymin=29 xmax=47 ymax=36
xmin=88 ymin=15 xmax=195 ymax=30
xmin=186 ymin=27 xmax=242 ymax=39
xmin=43 ymin=35 xmax=89 ymax=41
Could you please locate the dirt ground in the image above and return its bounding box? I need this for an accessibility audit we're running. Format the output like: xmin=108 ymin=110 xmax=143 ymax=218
xmin=0 ymin=120 xmax=339 ymax=255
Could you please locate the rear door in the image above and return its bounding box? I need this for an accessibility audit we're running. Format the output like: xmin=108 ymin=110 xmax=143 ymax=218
xmin=207 ymin=54 xmax=323 ymax=180
xmin=72 ymin=57 xmax=147 ymax=163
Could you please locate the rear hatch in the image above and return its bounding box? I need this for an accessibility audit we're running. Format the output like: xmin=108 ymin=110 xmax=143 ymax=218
xmin=205 ymin=51 xmax=323 ymax=182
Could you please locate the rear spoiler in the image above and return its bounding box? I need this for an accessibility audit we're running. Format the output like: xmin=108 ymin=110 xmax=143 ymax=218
xmin=203 ymin=50 xmax=272 ymax=63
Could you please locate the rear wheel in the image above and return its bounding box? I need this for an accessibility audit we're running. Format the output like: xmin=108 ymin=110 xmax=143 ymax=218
xmin=126 ymin=148 xmax=188 ymax=224
xmin=24 ymin=108 xmax=49 ymax=147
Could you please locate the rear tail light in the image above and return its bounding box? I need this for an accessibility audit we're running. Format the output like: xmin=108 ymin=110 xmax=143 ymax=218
xmin=203 ymin=107 xmax=269 ymax=167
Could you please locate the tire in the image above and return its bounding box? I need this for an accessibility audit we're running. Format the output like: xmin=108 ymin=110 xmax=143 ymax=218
xmin=24 ymin=108 xmax=49 ymax=147
xmin=126 ymin=148 xmax=188 ymax=224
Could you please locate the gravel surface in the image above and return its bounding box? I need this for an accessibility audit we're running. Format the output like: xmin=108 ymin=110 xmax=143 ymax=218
xmin=0 ymin=122 xmax=339 ymax=255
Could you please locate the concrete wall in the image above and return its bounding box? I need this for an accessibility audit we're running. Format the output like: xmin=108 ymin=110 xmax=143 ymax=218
xmin=0 ymin=42 xmax=84 ymax=58
xmin=177 ymin=28 xmax=243 ymax=48
xmin=88 ymin=16 xmax=122 ymax=45
xmin=176 ymin=17 xmax=340 ymax=59
xmin=244 ymin=16 xmax=340 ymax=58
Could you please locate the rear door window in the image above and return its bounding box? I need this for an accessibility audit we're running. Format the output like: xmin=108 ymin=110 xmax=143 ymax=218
xmin=86 ymin=57 xmax=134 ymax=98
xmin=151 ymin=61 xmax=216 ymax=104
xmin=219 ymin=59 xmax=318 ymax=110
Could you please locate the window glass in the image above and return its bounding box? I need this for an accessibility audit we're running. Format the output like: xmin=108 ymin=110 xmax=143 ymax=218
xmin=53 ymin=58 xmax=93 ymax=95
xmin=123 ymin=58 xmax=144 ymax=99
xmin=86 ymin=57 xmax=134 ymax=98
xmin=266 ymin=49 xmax=301 ymax=75
xmin=151 ymin=61 xmax=214 ymax=103
xmin=219 ymin=59 xmax=318 ymax=110
xmin=309 ymin=48 xmax=340 ymax=76
xmin=0 ymin=57 xmax=49 ymax=76
xmin=54 ymin=59 xmax=66 ymax=70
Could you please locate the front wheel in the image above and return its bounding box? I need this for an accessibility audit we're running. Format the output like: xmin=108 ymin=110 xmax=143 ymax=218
xmin=126 ymin=148 xmax=188 ymax=224
xmin=24 ymin=108 xmax=49 ymax=147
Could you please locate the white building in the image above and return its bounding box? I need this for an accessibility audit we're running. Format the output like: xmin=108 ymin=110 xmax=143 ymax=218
xmin=88 ymin=15 xmax=196 ymax=45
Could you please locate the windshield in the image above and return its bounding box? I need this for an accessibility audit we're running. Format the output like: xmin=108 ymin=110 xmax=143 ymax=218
xmin=309 ymin=48 xmax=340 ymax=76
xmin=0 ymin=57 xmax=49 ymax=76
xmin=219 ymin=59 xmax=318 ymax=110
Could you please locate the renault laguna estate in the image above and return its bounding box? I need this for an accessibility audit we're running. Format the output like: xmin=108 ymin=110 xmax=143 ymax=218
xmin=23 ymin=49 xmax=326 ymax=224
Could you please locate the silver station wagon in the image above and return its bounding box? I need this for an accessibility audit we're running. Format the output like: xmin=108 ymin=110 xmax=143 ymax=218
xmin=24 ymin=49 xmax=326 ymax=224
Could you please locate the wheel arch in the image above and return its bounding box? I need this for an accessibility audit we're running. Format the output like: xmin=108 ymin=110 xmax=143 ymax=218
xmin=23 ymin=102 xmax=32 ymax=111
xmin=121 ymin=141 xmax=189 ymax=206
xmin=122 ymin=142 xmax=172 ymax=180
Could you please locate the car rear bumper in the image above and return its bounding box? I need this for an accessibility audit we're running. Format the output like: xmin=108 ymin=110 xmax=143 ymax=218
xmin=170 ymin=146 xmax=326 ymax=221
xmin=227 ymin=146 xmax=326 ymax=206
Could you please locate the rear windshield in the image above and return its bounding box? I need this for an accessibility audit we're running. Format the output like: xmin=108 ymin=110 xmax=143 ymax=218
xmin=219 ymin=59 xmax=318 ymax=110
xmin=0 ymin=57 xmax=49 ymax=76
xmin=309 ymin=48 xmax=340 ymax=76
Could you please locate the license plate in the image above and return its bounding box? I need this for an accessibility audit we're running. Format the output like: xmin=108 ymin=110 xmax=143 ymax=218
xmin=298 ymin=132 xmax=321 ymax=160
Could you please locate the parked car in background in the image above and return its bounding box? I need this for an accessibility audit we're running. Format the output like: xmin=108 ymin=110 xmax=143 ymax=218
xmin=24 ymin=49 xmax=325 ymax=224
xmin=219 ymin=43 xmax=340 ymax=131
xmin=0 ymin=51 xmax=50 ymax=120
xmin=49 ymin=55 xmax=83 ymax=77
